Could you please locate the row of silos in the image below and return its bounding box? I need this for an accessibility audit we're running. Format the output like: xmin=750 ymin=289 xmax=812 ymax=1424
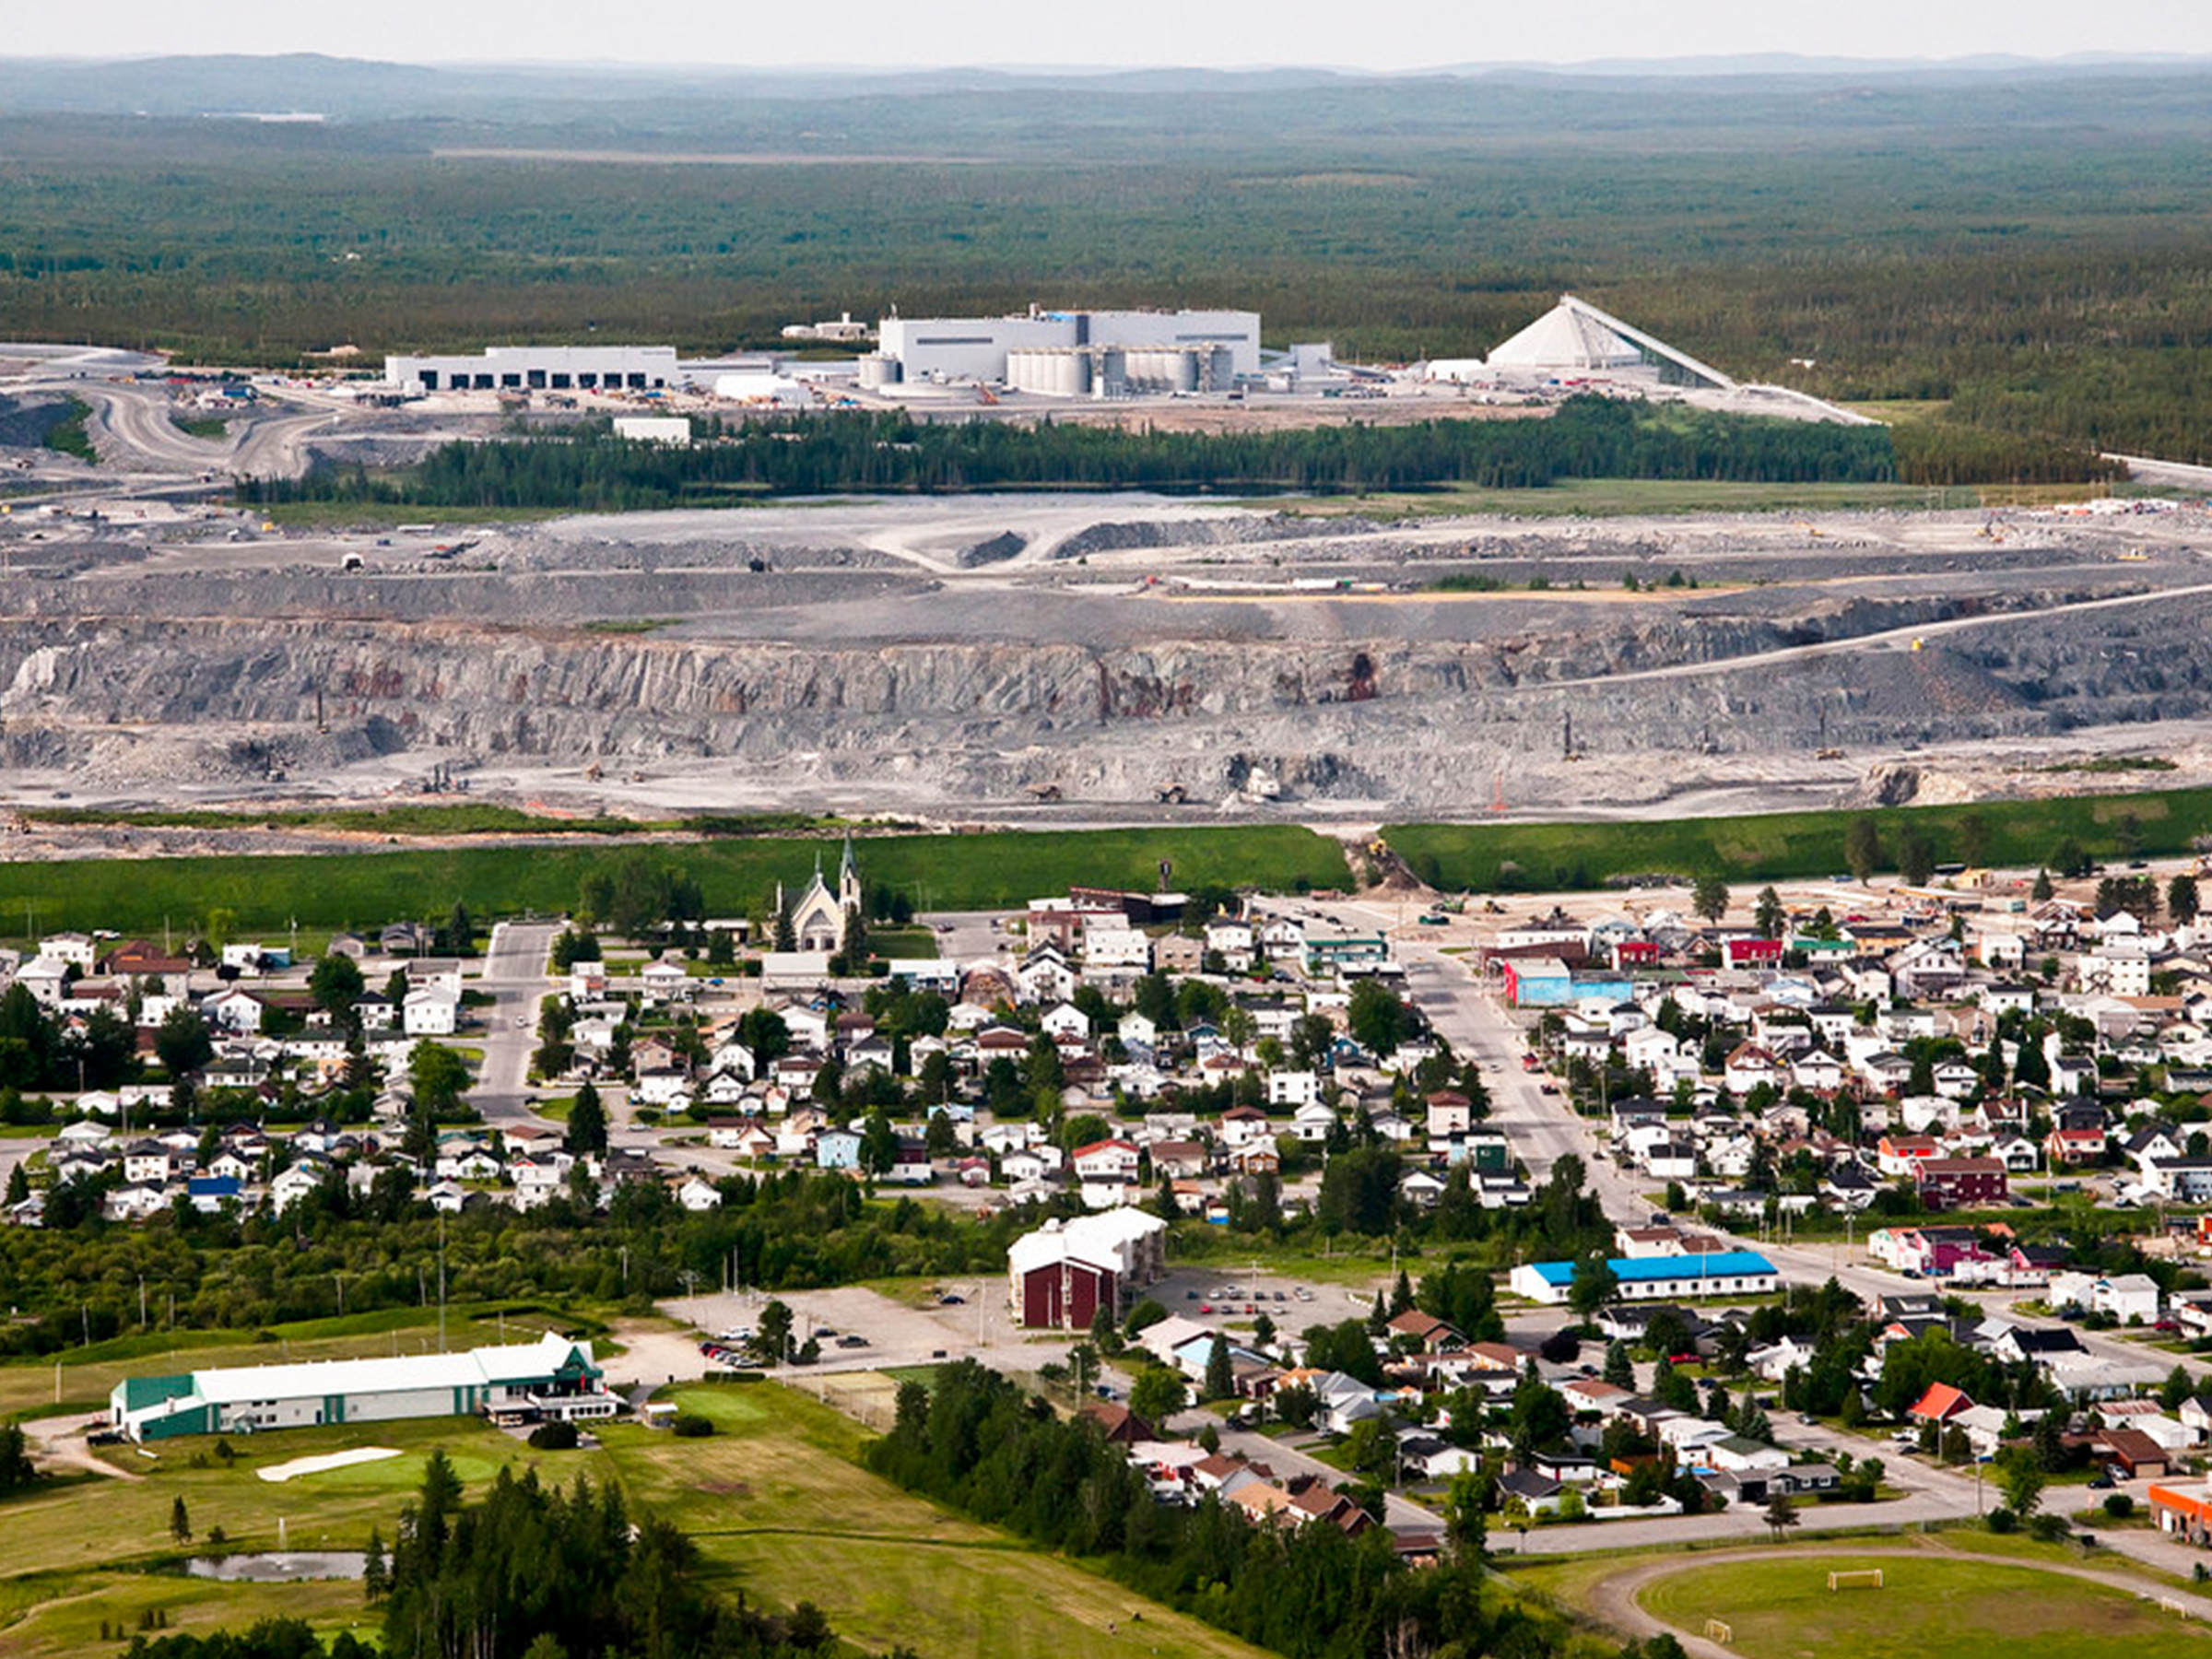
xmin=1001 ymin=342 xmax=1239 ymax=398
xmin=1006 ymin=347 xmax=1100 ymax=397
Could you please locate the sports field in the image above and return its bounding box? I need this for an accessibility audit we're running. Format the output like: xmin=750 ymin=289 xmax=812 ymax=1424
xmin=1635 ymin=1550 xmax=2212 ymax=1659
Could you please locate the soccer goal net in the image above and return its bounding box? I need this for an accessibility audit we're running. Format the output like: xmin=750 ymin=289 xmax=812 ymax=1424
xmin=1828 ymin=1569 xmax=1885 ymax=1592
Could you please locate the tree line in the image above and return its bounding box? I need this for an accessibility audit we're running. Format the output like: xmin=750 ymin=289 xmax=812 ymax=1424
xmin=241 ymin=398 xmax=1902 ymax=512
xmin=865 ymin=1359 xmax=1603 ymax=1659
xmin=0 ymin=1171 xmax=1026 ymax=1359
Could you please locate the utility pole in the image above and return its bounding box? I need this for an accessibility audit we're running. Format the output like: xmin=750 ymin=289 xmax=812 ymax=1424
xmin=437 ymin=1214 xmax=447 ymax=1350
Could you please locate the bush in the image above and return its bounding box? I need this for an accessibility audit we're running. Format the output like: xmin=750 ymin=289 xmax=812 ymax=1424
xmin=1986 ymin=1506 xmax=2018 ymax=1534
xmin=2103 ymin=1493 xmax=2136 ymax=1520
xmin=671 ymin=1412 xmax=715 ymax=1439
xmin=2028 ymin=1512 xmax=2070 ymax=1542
xmin=527 ymin=1420 xmax=580 ymax=1451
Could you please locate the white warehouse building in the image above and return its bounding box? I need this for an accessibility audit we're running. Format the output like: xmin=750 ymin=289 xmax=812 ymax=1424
xmin=386 ymin=345 xmax=679 ymax=395
xmin=877 ymin=308 xmax=1261 ymax=388
xmin=108 ymin=1330 xmax=619 ymax=1441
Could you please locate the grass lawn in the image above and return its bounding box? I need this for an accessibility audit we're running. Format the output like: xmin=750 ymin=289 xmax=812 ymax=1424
xmin=1638 ymin=1551 xmax=2212 ymax=1659
xmin=0 ymin=1571 xmax=371 ymax=1659
xmin=599 ymin=1382 xmax=1271 ymax=1659
xmin=0 ymin=1413 xmax=538 ymax=1656
xmin=0 ymin=826 xmax=1348 ymax=935
xmin=1163 ymin=1227 xmax=1433 ymax=1288
xmin=1385 ymin=784 xmax=2212 ymax=894
xmin=866 ymin=926 xmax=940 ymax=959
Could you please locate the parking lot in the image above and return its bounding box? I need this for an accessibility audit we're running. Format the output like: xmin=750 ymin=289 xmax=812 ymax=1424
xmin=663 ymin=1280 xmax=1050 ymax=1378
xmin=1147 ymin=1263 xmax=1374 ymax=1328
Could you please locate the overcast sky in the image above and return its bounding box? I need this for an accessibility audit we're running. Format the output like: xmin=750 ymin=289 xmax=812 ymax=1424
xmin=11 ymin=1 xmax=2212 ymax=71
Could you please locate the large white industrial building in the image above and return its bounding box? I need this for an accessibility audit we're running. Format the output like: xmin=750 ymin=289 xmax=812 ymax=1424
xmin=385 ymin=345 xmax=679 ymax=395
xmin=874 ymin=308 xmax=1261 ymax=393
xmin=108 ymin=1330 xmax=620 ymax=1441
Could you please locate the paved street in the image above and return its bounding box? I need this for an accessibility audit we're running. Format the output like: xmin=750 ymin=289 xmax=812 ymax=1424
xmin=472 ymin=919 xmax=563 ymax=1125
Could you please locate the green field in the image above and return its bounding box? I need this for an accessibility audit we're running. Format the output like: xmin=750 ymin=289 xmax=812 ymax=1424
xmin=605 ymin=1383 xmax=1269 ymax=1659
xmin=1638 ymin=1552 xmax=2212 ymax=1659
xmin=0 ymin=1414 xmax=529 ymax=1656
xmin=0 ymin=826 xmax=1347 ymax=935
xmin=0 ymin=1381 xmax=1275 ymax=1659
xmin=1385 ymin=787 xmax=2212 ymax=894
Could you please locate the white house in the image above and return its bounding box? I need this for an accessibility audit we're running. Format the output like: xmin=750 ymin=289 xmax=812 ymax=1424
xmin=403 ymin=988 xmax=460 ymax=1038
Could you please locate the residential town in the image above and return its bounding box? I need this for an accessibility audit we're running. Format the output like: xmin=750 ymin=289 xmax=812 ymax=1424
xmin=13 ymin=847 xmax=2212 ymax=1580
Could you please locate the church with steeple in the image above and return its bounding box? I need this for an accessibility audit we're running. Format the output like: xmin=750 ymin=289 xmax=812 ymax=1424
xmin=785 ymin=833 xmax=863 ymax=955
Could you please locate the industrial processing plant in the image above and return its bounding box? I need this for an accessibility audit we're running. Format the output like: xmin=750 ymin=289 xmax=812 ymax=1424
xmin=868 ymin=306 xmax=1262 ymax=394
xmin=366 ymin=295 xmax=1863 ymax=424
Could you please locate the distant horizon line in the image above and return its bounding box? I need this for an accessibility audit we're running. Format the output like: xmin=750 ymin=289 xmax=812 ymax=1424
xmin=3 ymin=47 xmax=2211 ymax=77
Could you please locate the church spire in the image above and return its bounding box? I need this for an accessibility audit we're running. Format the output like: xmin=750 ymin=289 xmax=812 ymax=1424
xmin=839 ymin=830 xmax=862 ymax=912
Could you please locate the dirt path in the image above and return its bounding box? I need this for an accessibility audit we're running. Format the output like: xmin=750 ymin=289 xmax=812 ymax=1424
xmin=1579 ymin=1535 xmax=2212 ymax=1658
xmin=23 ymin=1412 xmax=140 ymax=1482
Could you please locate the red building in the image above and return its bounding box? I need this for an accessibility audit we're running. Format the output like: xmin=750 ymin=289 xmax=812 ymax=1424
xmin=1914 ymin=1156 xmax=2008 ymax=1211
xmin=1014 ymin=1255 xmax=1119 ymax=1330
xmin=1723 ymin=937 xmax=1784 ymax=968
xmin=1006 ymin=1209 xmax=1171 ymax=1331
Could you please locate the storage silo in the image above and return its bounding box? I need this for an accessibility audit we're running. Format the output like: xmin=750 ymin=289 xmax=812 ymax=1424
xmin=1124 ymin=347 xmax=1200 ymax=394
xmin=1007 ymin=347 xmax=1091 ymax=397
xmin=857 ymin=353 xmax=902 ymax=388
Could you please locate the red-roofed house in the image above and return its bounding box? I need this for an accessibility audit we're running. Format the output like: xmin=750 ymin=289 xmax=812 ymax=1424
xmin=1909 ymin=1383 xmax=1974 ymax=1425
xmin=1724 ymin=937 xmax=1784 ymax=969
xmin=1071 ymin=1138 xmax=1141 ymax=1182
xmin=1877 ymin=1135 xmax=1942 ymax=1178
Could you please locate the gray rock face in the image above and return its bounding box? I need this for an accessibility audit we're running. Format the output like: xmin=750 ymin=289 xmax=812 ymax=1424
xmin=4 ymin=500 xmax=2209 ymax=812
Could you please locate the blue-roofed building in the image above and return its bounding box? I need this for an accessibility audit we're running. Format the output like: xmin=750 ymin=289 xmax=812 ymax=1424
xmin=185 ymin=1175 xmax=241 ymax=1215
xmin=1508 ymin=1250 xmax=1780 ymax=1306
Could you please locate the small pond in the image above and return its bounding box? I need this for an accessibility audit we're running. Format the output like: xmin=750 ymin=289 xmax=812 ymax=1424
xmin=183 ymin=1552 xmax=366 ymax=1583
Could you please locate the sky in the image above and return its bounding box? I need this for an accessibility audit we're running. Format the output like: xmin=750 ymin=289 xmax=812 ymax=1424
xmin=11 ymin=1 xmax=2212 ymax=71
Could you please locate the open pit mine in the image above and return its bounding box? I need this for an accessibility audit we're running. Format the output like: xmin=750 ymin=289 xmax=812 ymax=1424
xmin=5 ymin=491 xmax=2212 ymax=825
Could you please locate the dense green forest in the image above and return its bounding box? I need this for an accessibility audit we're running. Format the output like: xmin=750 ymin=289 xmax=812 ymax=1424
xmin=0 ymin=1171 xmax=1024 ymax=1359
xmin=4 ymin=65 xmax=2212 ymax=466
xmin=241 ymin=399 xmax=1915 ymax=508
